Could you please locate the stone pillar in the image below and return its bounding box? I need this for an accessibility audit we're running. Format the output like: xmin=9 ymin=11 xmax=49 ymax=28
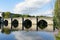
xmin=22 ymin=17 xmax=24 ymax=30
xmin=36 ymin=16 xmax=38 ymax=31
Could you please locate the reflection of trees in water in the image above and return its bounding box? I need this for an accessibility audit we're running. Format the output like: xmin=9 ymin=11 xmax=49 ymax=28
xmin=1 ymin=28 xmax=11 ymax=34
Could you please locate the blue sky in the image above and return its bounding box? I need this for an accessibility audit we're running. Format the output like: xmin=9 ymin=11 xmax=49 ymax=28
xmin=0 ymin=0 xmax=24 ymax=12
xmin=0 ymin=0 xmax=56 ymax=17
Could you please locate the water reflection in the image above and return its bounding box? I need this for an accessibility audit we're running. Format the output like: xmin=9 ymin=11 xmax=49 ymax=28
xmin=0 ymin=33 xmax=16 ymax=40
xmin=13 ymin=31 xmax=55 ymax=40
xmin=0 ymin=29 xmax=55 ymax=40
xmin=1 ymin=28 xmax=11 ymax=34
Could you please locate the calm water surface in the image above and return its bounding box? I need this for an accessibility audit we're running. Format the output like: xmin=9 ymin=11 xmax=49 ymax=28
xmin=0 ymin=31 xmax=55 ymax=40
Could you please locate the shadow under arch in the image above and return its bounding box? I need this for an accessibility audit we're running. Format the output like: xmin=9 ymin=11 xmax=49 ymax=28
xmin=37 ymin=19 xmax=48 ymax=29
xmin=12 ymin=19 xmax=19 ymax=28
xmin=4 ymin=20 xmax=8 ymax=26
xmin=23 ymin=19 xmax=32 ymax=29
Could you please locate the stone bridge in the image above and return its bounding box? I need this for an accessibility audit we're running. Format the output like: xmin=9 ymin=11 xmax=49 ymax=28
xmin=3 ymin=17 xmax=53 ymax=31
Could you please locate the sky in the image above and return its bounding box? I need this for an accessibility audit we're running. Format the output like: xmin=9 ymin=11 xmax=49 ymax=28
xmin=0 ymin=0 xmax=56 ymax=17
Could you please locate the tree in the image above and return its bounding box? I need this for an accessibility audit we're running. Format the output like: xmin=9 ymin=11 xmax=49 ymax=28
xmin=2 ymin=12 xmax=5 ymax=17
xmin=2 ymin=12 xmax=11 ymax=18
xmin=12 ymin=14 xmax=21 ymax=18
xmin=54 ymin=0 xmax=60 ymax=29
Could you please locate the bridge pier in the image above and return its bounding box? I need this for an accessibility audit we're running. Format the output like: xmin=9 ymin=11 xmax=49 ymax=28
xmin=22 ymin=17 xmax=24 ymax=30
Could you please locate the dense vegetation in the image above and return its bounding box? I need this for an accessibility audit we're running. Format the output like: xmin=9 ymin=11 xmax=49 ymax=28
xmin=54 ymin=0 xmax=60 ymax=40
xmin=2 ymin=12 xmax=52 ymax=18
xmin=2 ymin=12 xmax=33 ymax=18
xmin=56 ymin=32 xmax=60 ymax=40
xmin=54 ymin=0 xmax=60 ymax=29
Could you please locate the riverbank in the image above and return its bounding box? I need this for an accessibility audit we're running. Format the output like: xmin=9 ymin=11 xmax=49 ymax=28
xmin=52 ymin=29 xmax=60 ymax=40
xmin=55 ymin=31 xmax=60 ymax=40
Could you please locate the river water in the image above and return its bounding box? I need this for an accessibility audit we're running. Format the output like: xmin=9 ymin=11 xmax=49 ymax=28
xmin=0 ymin=31 xmax=55 ymax=40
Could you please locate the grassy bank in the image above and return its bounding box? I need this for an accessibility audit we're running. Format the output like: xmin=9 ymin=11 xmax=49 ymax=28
xmin=56 ymin=32 xmax=60 ymax=40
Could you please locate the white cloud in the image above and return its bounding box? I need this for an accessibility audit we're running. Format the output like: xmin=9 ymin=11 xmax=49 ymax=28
xmin=40 ymin=9 xmax=53 ymax=17
xmin=30 ymin=9 xmax=53 ymax=17
xmin=13 ymin=31 xmax=44 ymax=40
xmin=13 ymin=0 xmax=53 ymax=17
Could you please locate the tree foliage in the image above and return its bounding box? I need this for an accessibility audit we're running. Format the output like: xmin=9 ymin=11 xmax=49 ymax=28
xmin=54 ymin=0 xmax=60 ymax=29
xmin=2 ymin=12 xmax=51 ymax=18
xmin=2 ymin=12 xmax=11 ymax=18
xmin=2 ymin=12 xmax=35 ymax=18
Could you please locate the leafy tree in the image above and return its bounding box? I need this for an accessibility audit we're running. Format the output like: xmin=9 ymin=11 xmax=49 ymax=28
xmin=5 ymin=12 xmax=11 ymax=18
xmin=12 ymin=14 xmax=21 ymax=18
xmin=2 ymin=12 xmax=11 ymax=18
xmin=54 ymin=0 xmax=60 ymax=29
xmin=23 ymin=15 xmax=29 ymax=17
xmin=2 ymin=12 xmax=5 ymax=17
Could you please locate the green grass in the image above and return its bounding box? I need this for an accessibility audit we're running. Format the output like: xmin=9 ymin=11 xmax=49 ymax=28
xmin=56 ymin=32 xmax=60 ymax=40
xmin=56 ymin=36 xmax=60 ymax=40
